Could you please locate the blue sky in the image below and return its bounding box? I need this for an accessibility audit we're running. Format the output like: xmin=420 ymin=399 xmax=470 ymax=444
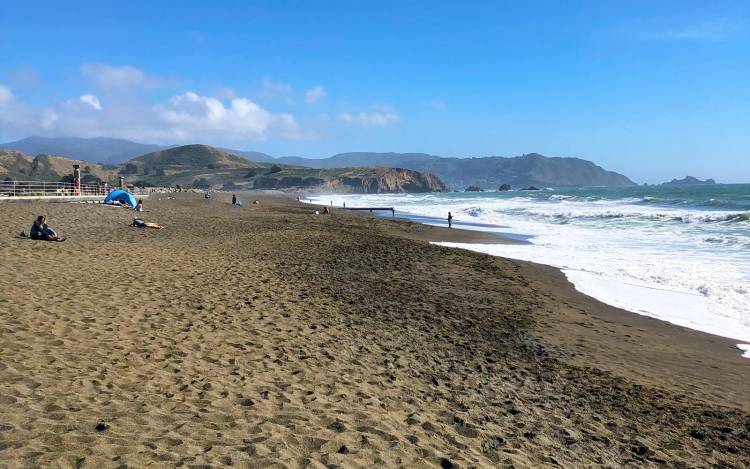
xmin=1 ymin=1 xmax=748 ymax=183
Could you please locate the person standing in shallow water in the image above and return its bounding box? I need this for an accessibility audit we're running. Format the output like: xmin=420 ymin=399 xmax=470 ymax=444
xmin=448 ymin=211 xmax=453 ymax=228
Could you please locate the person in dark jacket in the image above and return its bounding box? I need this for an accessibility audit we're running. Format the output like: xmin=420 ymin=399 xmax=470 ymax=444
xmin=30 ymin=216 xmax=64 ymax=241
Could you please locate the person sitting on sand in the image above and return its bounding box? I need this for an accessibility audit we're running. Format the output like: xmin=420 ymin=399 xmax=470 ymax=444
xmin=231 ymin=194 xmax=242 ymax=206
xmin=29 ymin=216 xmax=65 ymax=241
xmin=131 ymin=218 xmax=163 ymax=229
xmin=134 ymin=199 xmax=144 ymax=212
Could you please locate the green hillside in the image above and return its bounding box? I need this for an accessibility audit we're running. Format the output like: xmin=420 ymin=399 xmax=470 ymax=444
xmin=0 ymin=151 xmax=117 ymax=183
xmin=2 ymin=145 xmax=445 ymax=193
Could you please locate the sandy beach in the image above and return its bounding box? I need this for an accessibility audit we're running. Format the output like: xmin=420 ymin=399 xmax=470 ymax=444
xmin=1 ymin=194 xmax=748 ymax=468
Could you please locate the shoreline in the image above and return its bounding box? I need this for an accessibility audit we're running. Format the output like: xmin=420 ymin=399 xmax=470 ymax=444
xmin=314 ymin=195 xmax=750 ymax=357
xmin=1 ymin=194 xmax=748 ymax=467
xmin=303 ymin=197 xmax=750 ymax=409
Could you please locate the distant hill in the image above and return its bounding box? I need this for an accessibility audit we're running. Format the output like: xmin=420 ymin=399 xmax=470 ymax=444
xmin=0 ymin=150 xmax=116 ymax=183
xmin=221 ymin=148 xmax=276 ymax=163
xmin=273 ymin=152 xmax=636 ymax=189
xmin=249 ymin=166 xmax=446 ymax=193
xmin=659 ymin=176 xmax=717 ymax=186
xmin=1 ymin=145 xmax=445 ymax=193
xmin=125 ymin=145 xmax=445 ymax=193
xmin=0 ymin=136 xmax=168 ymax=165
xmin=1 ymin=137 xmax=636 ymax=188
xmin=121 ymin=144 xmax=267 ymax=187
xmin=128 ymin=144 xmax=256 ymax=170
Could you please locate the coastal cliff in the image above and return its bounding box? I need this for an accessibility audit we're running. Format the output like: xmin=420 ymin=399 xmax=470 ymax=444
xmin=319 ymin=167 xmax=446 ymax=193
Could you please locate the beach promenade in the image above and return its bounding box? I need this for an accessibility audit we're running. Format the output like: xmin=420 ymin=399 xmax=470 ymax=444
xmin=0 ymin=194 xmax=748 ymax=467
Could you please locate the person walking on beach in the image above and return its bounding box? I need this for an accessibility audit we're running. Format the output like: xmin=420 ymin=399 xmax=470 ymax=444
xmin=448 ymin=211 xmax=453 ymax=228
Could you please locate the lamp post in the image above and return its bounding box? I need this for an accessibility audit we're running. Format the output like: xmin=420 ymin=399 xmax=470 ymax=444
xmin=73 ymin=164 xmax=81 ymax=196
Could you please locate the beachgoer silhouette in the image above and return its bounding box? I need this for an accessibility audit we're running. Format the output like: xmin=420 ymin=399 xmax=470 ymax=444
xmin=448 ymin=211 xmax=453 ymax=228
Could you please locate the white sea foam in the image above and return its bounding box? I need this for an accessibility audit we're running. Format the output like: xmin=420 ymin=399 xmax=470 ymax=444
xmin=307 ymin=193 xmax=750 ymax=356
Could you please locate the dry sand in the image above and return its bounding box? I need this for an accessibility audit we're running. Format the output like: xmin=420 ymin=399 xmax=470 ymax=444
xmin=0 ymin=194 xmax=748 ymax=468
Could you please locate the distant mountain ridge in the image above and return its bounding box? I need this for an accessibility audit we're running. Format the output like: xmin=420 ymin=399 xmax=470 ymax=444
xmin=0 ymin=145 xmax=446 ymax=194
xmin=124 ymin=145 xmax=445 ymax=193
xmin=0 ymin=136 xmax=636 ymax=188
xmin=0 ymin=136 xmax=169 ymax=165
xmin=272 ymin=152 xmax=636 ymax=188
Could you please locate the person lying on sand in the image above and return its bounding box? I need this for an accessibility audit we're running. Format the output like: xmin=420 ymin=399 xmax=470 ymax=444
xmin=28 ymin=216 xmax=65 ymax=242
xmin=131 ymin=218 xmax=163 ymax=229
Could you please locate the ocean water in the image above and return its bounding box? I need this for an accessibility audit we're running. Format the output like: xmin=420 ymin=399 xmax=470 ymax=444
xmin=308 ymin=185 xmax=750 ymax=354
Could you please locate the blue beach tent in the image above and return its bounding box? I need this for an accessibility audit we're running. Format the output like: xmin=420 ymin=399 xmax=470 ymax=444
xmin=104 ymin=189 xmax=137 ymax=207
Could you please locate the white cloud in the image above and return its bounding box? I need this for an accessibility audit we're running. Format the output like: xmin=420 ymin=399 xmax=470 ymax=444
xmin=211 ymin=85 xmax=239 ymax=100
xmin=305 ymin=85 xmax=326 ymax=104
xmin=0 ymin=83 xmax=54 ymax=134
xmin=81 ymin=63 xmax=162 ymax=88
xmin=260 ymin=77 xmax=293 ymax=104
xmin=340 ymin=104 xmax=399 ymax=127
xmin=5 ymin=66 xmax=43 ymax=88
xmin=0 ymin=84 xmax=13 ymax=105
xmin=40 ymin=110 xmax=58 ymax=129
xmin=2 ymin=67 xmax=396 ymax=143
xmin=0 ymin=83 xmax=303 ymax=143
xmin=79 ymin=94 xmax=102 ymax=110
xmin=631 ymin=18 xmax=746 ymax=42
xmin=155 ymin=91 xmax=300 ymax=140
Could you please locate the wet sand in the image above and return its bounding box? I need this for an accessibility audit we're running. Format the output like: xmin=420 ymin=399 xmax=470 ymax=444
xmin=0 ymin=194 xmax=748 ymax=468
